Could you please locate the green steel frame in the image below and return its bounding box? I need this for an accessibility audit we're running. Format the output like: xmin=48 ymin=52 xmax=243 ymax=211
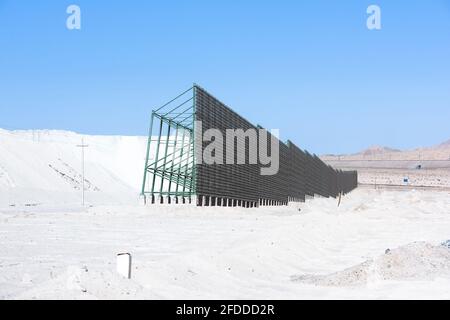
xmin=141 ymin=86 xmax=197 ymax=202
xmin=142 ymin=84 xmax=357 ymax=207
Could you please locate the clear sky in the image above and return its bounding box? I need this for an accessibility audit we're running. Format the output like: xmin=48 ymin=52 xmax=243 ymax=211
xmin=1 ymin=0 xmax=449 ymax=154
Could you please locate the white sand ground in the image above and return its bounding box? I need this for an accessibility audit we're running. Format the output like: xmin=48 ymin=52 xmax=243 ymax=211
xmin=356 ymin=169 xmax=450 ymax=188
xmin=1 ymin=188 xmax=450 ymax=300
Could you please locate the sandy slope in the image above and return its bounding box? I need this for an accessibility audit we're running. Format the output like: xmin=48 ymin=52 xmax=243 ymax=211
xmin=1 ymin=188 xmax=450 ymax=300
xmin=0 ymin=129 xmax=147 ymax=206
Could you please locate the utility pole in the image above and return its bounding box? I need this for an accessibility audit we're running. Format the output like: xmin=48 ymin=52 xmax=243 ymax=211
xmin=76 ymin=138 xmax=89 ymax=206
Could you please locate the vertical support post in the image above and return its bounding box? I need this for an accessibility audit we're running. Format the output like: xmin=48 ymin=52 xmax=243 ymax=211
xmin=168 ymin=124 xmax=179 ymax=195
xmin=175 ymin=128 xmax=187 ymax=196
xmin=190 ymin=85 xmax=197 ymax=196
xmin=159 ymin=123 xmax=172 ymax=195
xmin=151 ymin=119 xmax=164 ymax=196
xmin=76 ymin=138 xmax=89 ymax=207
xmin=141 ymin=113 xmax=155 ymax=196
xmin=182 ymin=131 xmax=193 ymax=197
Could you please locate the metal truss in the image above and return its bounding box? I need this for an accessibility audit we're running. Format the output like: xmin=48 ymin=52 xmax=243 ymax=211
xmin=141 ymin=84 xmax=358 ymax=207
xmin=141 ymin=86 xmax=197 ymax=203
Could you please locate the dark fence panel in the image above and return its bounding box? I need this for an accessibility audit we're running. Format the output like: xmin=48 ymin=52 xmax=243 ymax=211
xmin=195 ymin=87 xmax=261 ymax=202
xmin=195 ymin=86 xmax=358 ymax=206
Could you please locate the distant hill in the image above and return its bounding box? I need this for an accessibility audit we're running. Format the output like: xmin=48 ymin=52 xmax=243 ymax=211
xmin=321 ymin=138 xmax=450 ymax=188
xmin=438 ymin=139 xmax=450 ymax=148
xmin=321 ymin=138 xmax=450 ymax=161
xmin=358 ymin=145 xmax=401 ymax=156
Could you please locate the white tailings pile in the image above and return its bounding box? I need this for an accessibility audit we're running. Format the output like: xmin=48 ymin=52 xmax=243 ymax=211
xmin=292 ymin=242 xmax=450 ymax=286
xmin=0 ymin=129 xmax=147 ymax=207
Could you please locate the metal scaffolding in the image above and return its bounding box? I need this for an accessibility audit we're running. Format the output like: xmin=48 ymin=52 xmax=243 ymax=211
xmin=141 ymin=86 xmax=197 ymax=203
xmin=141 ymin=84 xmax=358 ymax=207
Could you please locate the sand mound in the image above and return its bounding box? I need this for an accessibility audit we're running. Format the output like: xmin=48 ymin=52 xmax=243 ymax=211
xmin=292 ymin=241 xmax=450 ymax=287
xmin=14 ymin=266 xmax=159 ymax=300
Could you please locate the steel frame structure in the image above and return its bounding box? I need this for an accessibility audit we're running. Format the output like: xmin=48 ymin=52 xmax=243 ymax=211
xmin=141 ymin=86 xmax=197 ymax=203
xmin=142 ymin=84 xmax=358 ymax=207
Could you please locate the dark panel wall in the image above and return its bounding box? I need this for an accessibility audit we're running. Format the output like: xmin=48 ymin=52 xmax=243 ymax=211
xmin=195 ymin=87 xmax=261 ymax=202
xmin=195 ymin=86 xmax=357 ymax=204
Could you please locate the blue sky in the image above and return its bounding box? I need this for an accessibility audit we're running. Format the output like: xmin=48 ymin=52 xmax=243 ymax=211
xmin=1 ymin=1 xmax=449 ymax=154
